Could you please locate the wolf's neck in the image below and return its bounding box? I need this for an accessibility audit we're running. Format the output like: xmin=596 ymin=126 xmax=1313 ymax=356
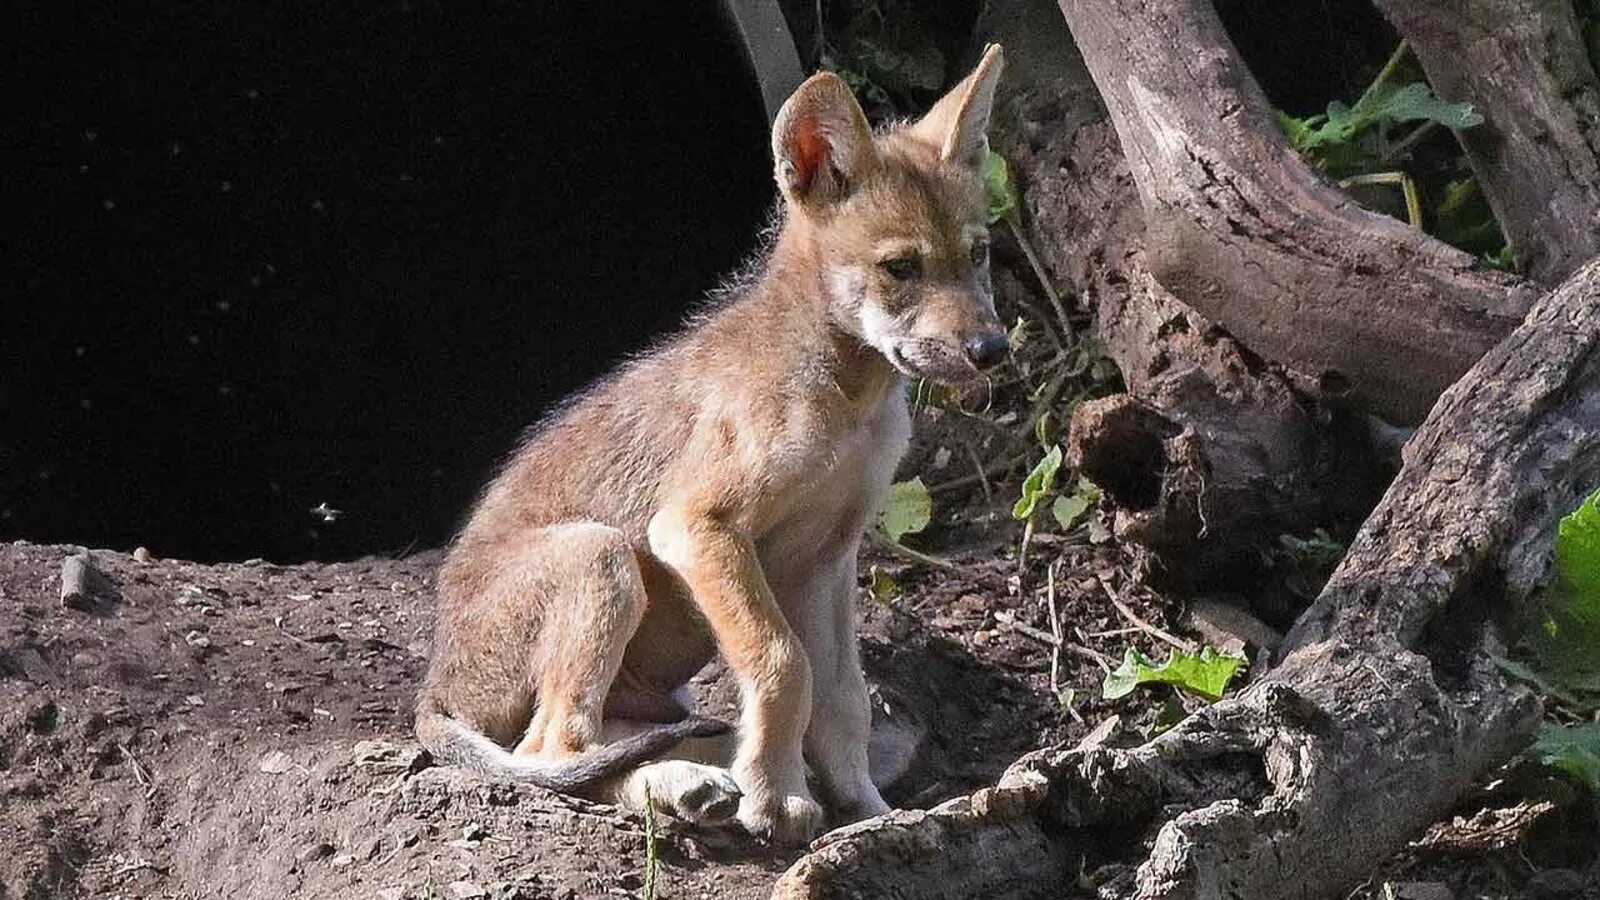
xmin=753 ymin=219 xmax=901 ymax=419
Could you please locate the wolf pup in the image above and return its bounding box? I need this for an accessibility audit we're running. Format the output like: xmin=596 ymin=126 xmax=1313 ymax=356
xmin=415 ymin=46 xmax=1007 ymax=845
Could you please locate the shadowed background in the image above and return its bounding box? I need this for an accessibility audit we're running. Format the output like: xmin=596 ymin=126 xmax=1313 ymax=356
xmin=3 ymin=2 xmax=773 ymax=561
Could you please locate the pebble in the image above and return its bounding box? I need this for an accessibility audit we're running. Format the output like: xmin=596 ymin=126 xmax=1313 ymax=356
xmin=296 ymin=842 xmax=334 ymax=864
xmin=448 ymin=882 xmax=487 ymax=899
xmin=258 ymin=751 xmax=294 ymax=774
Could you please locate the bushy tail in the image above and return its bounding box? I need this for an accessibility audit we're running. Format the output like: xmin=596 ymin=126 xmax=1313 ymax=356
xmin=414 ymin=699 xmax=728 ymax=793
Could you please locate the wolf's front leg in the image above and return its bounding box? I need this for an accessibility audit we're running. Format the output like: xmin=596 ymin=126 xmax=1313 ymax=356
xmin=648 ymin=507 xmax=824 ymax=845
xmin=787 ymin=551 xmax=889 ymax=822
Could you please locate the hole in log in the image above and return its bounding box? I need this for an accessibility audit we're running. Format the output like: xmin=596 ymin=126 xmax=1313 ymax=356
xmin=1417 ymin=557 xmax=1499 ymax=687
xmin=1068 ymin=396 xmax=1181 ymax=511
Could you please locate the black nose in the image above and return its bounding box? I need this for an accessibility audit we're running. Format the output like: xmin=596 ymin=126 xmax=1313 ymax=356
xmin=965 ymin=332 xmax=1010 ymax=368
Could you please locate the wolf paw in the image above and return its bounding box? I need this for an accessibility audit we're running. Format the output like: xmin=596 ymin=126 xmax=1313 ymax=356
xmin=642 ymin=761 xmax=742 ymax=824
xmin=737 ymin=791 xmax=824 ymax=846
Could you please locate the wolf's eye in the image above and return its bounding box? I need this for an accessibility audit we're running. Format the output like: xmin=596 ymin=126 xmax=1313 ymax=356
xmin=880 ymin=255 xmax=922 ymax=281
xmin=970 ymin=241 xmax=990 ymax=267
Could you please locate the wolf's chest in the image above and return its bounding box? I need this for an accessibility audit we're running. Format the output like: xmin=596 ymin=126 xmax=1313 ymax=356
xmin=756 ymin=390 xmax=911 ymax=572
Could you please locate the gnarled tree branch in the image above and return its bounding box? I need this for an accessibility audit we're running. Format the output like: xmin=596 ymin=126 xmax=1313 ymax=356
xmin=1057 ymin=0 xmax=1541 ymax=423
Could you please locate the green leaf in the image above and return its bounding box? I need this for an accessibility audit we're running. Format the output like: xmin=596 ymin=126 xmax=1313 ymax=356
xmin=1294 ymin=83 xmax=1483 ymax=155
xmin=1012 ymin=445 xmax=1063 ymax=520
xmin=1051 ymin=477 xmax=1103 ymax=531
xmin=1102 ymin=646 xmax=1247 ymax=702
xmin=1275 ymin=109 xmax=1318 ymax=152
xmin=1534 ymin=722 xmax=1600 ymax=791
xmin=1483 ymin=244 xmax=1516 ymax=271
xmin=1432 ymin=178 xmax=1507 ymax=257
xmin=1277 ymin=529 xmax=1346 ymax=572
xmin=984 ymin=150 xmax=1018 ymax=225
xmin=879 ymin=477 xmax=933 ymax=544
xmin=1052 ymin=493 xmax=1091 ymax=531
xmin=1556 ymin=487 xmax=1600 ymax=620
xmin=867 ymin=565 xmax=900 ymax=602
xmin=1374 ymin=82 xmax=1484 ymax=129
xmin=1529 ymin=487 xmax=1600 ymax=707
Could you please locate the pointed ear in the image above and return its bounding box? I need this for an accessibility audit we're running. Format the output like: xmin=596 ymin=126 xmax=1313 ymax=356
xmin=908 ymin=44 xmax=1004 ymax=169
xmin=771 ymin=72 xmax=876 ymax=208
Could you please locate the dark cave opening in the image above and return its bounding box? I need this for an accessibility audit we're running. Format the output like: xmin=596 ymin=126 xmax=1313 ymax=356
xmin=3 ymin=2 xmax=775 ymax=562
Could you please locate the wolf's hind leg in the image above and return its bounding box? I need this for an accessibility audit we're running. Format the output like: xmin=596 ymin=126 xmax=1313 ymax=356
xmin=509 ymin=522 xmax=648 ymax=760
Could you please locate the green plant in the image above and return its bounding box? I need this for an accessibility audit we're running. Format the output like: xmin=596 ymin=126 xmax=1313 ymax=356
xmin=643 ymin=783 xmax=661 ymax=900
xmin=879 ymin=477 xmax=933 ymax=544
xmin=1102 ymin=646 xmax=1248 ymax=703
xmin=1268 ymin=528 xmax=1347 ymax=599
xmin=1535 ymin=723 xmax=1600 ymax=792
xmin=1100 ymin=643 xmax=1248 ymax=701
xmin=1502 ymin=487 xmax=1600 ymax=792
xmin=867 ymin=564 xmax=901 ymax=602
xmin=1012 ymin=445 xmax=1063 ymax=521
xmin=1052 ymin=477 xmax=1105 ymax=539
xmin=1528 ymin=488 xmax=1600 ymax=702
xmin=1012 ymin=448 xmax=1108 ymax=569
xmin=1276 ymin=40 xmax=1509 ymax=263
xmin=1279 ymin=82 xmax=1482 ymax=168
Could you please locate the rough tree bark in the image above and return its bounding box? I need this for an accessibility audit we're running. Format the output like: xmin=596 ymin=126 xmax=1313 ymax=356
xmin=1057 ymin=0 xmax=1539 ymax=425
xmin=991 ymin=19 xmax=1382 ymax=601
xmin=1372 ymin=0 xmax=1600 ymax=284
xmin=772 ymin=258 xmax=1600 ymax=900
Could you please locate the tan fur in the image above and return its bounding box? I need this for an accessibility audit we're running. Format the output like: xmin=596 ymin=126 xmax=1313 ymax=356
xmin=416 ymin=46 xmax=1006 ymax=845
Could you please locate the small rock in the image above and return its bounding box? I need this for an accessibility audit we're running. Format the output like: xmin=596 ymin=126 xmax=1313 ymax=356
xmin=61 ymin=551 xmax=119 ymax=612
xmin=375 ymin=889 xmax=406 ymax=900
xmin=1389 ymin=883 xmax=1454 ymax=900
xmin=462 ymin=822 xmax=488 ymax=842
xmin=132 ymin=546 xmax=153 ymax=563
xmin=185 ymin=695 xmax=205 ymax=707
xmin=184 ymin=630 xmax=212 ymax=649
xmin=297 ymin=842 xmax=335 ymax=864
xmin=330 ymin=854 xmax=354 ymax=869
xmin=353 ymin=739 xmax=426 ymax=774
xmin=258 ymin=750 xmax=295 ymax=774
xmin=449 ymin=881 xmax=488 ymax=899
xmin=1183 ymin=598 xmax=1282 ymax=654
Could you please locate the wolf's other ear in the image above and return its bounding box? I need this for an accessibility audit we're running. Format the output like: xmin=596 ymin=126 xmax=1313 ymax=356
xmin=772 ymin=72 xmax=876 ymax=208
xmin=908 ymin=44 xmax=1004 ymax=169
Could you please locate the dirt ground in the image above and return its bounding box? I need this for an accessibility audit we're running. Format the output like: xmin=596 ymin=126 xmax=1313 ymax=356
xmin=2 ymin=523 xmax=1595 ymax=899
